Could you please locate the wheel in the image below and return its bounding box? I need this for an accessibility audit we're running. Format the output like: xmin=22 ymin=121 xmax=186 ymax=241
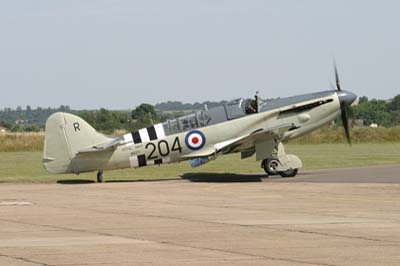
xmin=279 ymin=168 xmax=298 ymax=178
xmin=97 ymin=170 xmax=104 ymax=183
xmin=262 ymin=159 xmax=280 ymax=176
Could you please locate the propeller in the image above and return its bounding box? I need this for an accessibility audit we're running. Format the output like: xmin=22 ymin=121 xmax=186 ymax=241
xmin=334 ymin=61 xmax=352 ymax=146
xmin=334 ymin=61 xmax=341 ymax=91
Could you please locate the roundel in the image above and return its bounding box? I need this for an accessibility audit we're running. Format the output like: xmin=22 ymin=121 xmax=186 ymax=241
xmin=185 ymin=130 xmax=206 ymax=151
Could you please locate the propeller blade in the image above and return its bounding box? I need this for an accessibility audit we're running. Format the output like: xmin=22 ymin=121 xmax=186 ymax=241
xmin=341 ymin=106 xmax=351 ymax=146
xmin=334 ymin=60 xmax=352 ymax=145
xmin=334 ymin=61 xmax=341 ymax=91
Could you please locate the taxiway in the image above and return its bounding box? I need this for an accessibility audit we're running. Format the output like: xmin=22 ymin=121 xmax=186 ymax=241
xmin=0 ymin=164 xmax=399 ymax=265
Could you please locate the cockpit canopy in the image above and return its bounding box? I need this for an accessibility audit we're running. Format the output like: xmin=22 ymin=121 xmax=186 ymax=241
xmin=162 ymin=98 xmax=247 ymax=136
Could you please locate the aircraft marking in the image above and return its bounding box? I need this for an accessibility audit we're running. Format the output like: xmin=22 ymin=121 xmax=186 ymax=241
xmin=125 ymin=123 xmax=166 ymax=146
xmin=73 ymin=122 xmax=80 ymax=132
xmin=185 ymin=130 xmax=206 ymax=151
xmin=147 ymin=126 xmax=157 ymax=140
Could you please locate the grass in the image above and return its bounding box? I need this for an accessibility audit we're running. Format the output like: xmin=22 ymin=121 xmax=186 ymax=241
xmin=2 ymin=127 xmax=400 ymax=152
xmin=0 ymin=133 xmax=44 ymax=152
xmin=1 ymin=143 xmax=400 ymax=183
xmin=291 ymin=127 xmax=400 ymax=144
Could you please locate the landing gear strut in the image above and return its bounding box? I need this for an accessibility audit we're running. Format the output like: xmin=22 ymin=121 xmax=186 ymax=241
xmin=97 ymin=170 xmax=104 ymax=183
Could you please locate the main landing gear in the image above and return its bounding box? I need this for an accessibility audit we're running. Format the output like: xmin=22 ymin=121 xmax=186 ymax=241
xmin=262 ymin=158 xmax=298 ymax=177
xmin=262 ymin=159 xmax=298 ymax=178
xmin=97 ymin=170 xmax=104 ymax=183
xmin=259 ymin=143 xmax=302 ymax=178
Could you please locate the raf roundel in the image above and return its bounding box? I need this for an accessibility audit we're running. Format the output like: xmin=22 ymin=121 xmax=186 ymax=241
xmin=185 ymin=130 xmax=206 ymax=151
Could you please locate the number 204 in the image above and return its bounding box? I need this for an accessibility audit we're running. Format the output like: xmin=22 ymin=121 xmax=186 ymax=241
xmin=145 ymin=137 xmax=182 ymax=160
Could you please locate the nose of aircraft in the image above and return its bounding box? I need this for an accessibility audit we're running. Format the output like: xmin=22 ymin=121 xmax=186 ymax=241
xmin=338 ymin=90 xmax=357 ymax=106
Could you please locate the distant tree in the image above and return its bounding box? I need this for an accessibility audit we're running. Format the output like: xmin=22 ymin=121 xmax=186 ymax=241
xmin=390 ymin=110 xmax=400 ymax=126
xmin=358 ymin=96 xmax=368 ymax=104
xmin=353 ymin=98 xmax=392 ymax=126
xmin=11 ymin=125 xmax=23 ymax=132
xmin=24 ymin=124 xmax=40 ymax=132
xmin=0 ymin=121 xmax=12 ymax=129
xmin=132 ymin=104 xmax=159 ymax=122
xmin=388 ymin=95 xmax=400 ymax=112
xmin=96 ymin=108 xmax=120 ymax=132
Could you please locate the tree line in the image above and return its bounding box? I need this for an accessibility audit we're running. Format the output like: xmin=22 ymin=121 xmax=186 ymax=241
xmin=0 ymin=95 xmax=399 ymax=133
xmin=352 ymin=95 xmax=400 ymax=127
xmin=0 ymin=103 xmax=188 ymax=133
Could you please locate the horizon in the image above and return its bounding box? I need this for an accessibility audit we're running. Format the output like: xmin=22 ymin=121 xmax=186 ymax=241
xmin=1 ymin=91 xmax=397 ymax=111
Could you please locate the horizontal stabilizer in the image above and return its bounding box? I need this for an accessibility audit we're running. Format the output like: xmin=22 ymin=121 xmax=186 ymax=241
xmin=77 ymin=137 xmax=124 ymax=153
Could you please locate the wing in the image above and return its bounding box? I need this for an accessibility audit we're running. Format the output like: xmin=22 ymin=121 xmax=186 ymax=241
xmin=182 ymin=122 xmax=296 ymax=159
xmin=215 ymin=122 xmax=294 ymax=155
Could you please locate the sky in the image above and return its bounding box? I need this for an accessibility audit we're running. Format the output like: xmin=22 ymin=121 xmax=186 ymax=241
xmin=1 ymin=0 xmax=399 ymax=109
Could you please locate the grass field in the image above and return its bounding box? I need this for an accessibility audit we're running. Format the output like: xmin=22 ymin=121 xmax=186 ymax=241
xmin=1 ymin=143 xmax=399 ymax=183
xmin=2 ymin=127 xmax=400 ymax=152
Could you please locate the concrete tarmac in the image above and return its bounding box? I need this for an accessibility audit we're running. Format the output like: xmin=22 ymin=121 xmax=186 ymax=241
xmin=0 ymin=164 xmax=400 ymax=266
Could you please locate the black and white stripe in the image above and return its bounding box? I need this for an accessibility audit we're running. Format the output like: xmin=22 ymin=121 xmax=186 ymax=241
xmin=129 ymin=155 xmax=170 ymax=168
xmin=147 ymin=126 xmax=157 ymax=140
xmin=125 ymin=123 xmax=168 ymax=168
xmin=131 ymin=131 xmax=141 ymax=144
xmin=123 ymin=123 xmax=166 ymax=145
xmin=137 ymin=154 xmax=147 ymax=167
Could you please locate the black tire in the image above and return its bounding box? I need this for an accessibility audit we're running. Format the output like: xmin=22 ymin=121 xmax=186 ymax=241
xmin=279 ymin=168 xmax=298 ymax=178
xmin=262 ymin=159 xmax=280 ymax=176
xmin=97 ymin=170 xmax=104 ymax=183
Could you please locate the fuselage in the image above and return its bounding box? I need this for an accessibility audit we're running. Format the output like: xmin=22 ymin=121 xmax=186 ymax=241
xmin=69 ymin=90 xmax=353 ymax=174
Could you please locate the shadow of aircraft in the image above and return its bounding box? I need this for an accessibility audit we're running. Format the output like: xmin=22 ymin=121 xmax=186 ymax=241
xmin=106 ymin=178 xmax=181 ymax=183
xmin=181 ymin=172 xmax=267 ymax=182
xmin=57 ymin=178 xmax=181 ymax=184
xmin=57 ymin=179 xmax=95 ymax=185
xmin=57 ymin=173 xmax=272 ymax=184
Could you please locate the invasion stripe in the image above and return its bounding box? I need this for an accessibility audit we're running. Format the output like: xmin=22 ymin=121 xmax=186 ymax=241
xmin=131 ymin=131 xmax=142 ymax=144
xmin=128 ymin=156 xmax=138 ymax=168
xmin=154 ymin=123 xmax=166 ymax=139
xmin=137 ymin=154 xmax=147 ymax=167
xmin=123 ymin=133 xmax=133 ymax=144
xmin=147 ymin=126 xmax=157 ymax=140
xmin=138 ymin=128 xmax=150 ymax=143
xmin=162 ymin=156 xmax=171 ymax=164
xmin=130 ymin=155 xmax=171 ymax=168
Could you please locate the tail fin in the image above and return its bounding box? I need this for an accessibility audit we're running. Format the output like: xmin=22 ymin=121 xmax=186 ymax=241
xmin=43 ymin=112 xmax=112 ymax=173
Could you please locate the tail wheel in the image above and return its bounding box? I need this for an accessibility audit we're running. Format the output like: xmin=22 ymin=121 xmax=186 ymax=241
xmin=97 ymin=170 xmax=104 ymax=183
xmin=279 ymin=168 xmax=298 ymax=178
xmin=262 ymin=159 xmax=280 ymax=175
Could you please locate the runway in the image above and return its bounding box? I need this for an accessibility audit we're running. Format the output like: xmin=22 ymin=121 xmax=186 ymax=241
xmin=0 ymin=164 xmax=400 ymax=266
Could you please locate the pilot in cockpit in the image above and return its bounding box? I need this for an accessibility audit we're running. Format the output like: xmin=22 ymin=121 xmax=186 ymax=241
xmin=246 ymin=92 xmax=259 ymax=114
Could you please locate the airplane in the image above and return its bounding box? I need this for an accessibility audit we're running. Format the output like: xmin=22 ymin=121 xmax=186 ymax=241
xmin=43 ymin=65 xmax=357 ymax=182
